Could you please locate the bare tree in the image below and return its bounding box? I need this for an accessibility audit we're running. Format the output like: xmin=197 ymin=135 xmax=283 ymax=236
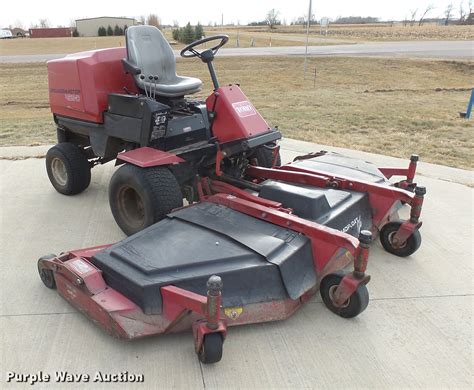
xmin=14 ymin=19 xmax=23 ymax=29
xmin=419 ymin=4 xmax=435 ymax=25
xmin=445 ymin=3 xmax=454 ymax=25
xmin=265 ymin=9 xmax=280 ymax=29
xmin=459 ymin=1 xmax=466 ymax=22
xmin=146 ymin=14 xmax=161 ymax=28
xmin=39 ymin=18 xmax=50 ymax=28
xmin=138 ymin=15 xmax=146 ymax=25
xmin=409 ymin=9 xmax=418 ymax=26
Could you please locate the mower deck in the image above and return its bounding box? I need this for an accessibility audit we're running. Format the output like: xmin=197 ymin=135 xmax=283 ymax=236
xmin=38 ymin=152 xmax=426 ymax=364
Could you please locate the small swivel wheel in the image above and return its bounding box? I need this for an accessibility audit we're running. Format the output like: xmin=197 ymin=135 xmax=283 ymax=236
xmin=380 ymin=221 xmax=421 ymax=257
xmin=37 ymin=254 xmax=57 ymax=289
xmin=320 ymin=273 xmax=369 ymax=318
xmin=198 ymin=333 xmax=224 ymax=364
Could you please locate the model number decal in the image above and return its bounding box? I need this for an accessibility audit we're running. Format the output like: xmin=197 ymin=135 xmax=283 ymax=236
xmin=232 ymin=101 xmax=256 ymax=118
xmin=342 ymin=216 xmax=362 ymax=234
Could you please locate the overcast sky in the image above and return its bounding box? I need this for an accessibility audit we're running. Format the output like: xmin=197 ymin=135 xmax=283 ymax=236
xmin=1 ymin=0 xmax=466 ymax=28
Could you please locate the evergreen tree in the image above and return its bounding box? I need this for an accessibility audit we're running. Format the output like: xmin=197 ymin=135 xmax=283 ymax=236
xmin=182 ymin=22 xmax=194 ymax=44
xmin=194 ymin=23 xmax=204 ymax=40
xmin=107 ymin=25 xmax=113 ymax=36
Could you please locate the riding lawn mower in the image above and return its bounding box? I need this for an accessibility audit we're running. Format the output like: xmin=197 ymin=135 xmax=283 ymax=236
xmin=39 ymin=26 xmax=426 ymax=363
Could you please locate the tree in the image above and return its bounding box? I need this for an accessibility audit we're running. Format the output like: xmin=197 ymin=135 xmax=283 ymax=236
xmin=72 ymin=29 xmax=79 ymax=37
xmin=418 ymin=4 xmax=435 ymax=26
xmin=107 ymin=25 xmax=113 ymax=36
xmin=459 ymin=0 xmax=466 ymax=24
xmin=114 ymin=24 xmax=123 ymax=36
xmin=182 ymin=22 xmax=195 ymax=44
xmin=445 ymin=3 xmax=454 ymax=25
xmin=194 ymin=22 xmax=204 ymax=40
xmin=265 ymin=9 xmax=280 ymax=29
xmin=147 ymin=14 xmax=161 ymax=28
xmin=14 ymin=19 xmax=23 ymax=29
xmin=409 ymin=9 xmax=418 ymax=26
xmin=98 ymin=26 xmax=107 ymax=36
xmin=39 ymin=18 xmax=50 ymax=28
xmin=138 ymin=15 xmax=146 ymax=25
xmin=173 ymin=20 xmax=180 ymax=28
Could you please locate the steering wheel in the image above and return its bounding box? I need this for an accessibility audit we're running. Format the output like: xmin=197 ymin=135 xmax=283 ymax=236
xmin=180 ymin=35 xmax=229 ymax=59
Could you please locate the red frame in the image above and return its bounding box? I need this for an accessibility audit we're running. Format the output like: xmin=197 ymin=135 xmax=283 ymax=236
xmin=38 ymin=152 xmax=424 ymax=358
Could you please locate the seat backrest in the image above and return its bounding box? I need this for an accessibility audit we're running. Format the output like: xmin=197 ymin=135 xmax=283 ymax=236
xmin=125 ymin=25 xmax=177 ymax=83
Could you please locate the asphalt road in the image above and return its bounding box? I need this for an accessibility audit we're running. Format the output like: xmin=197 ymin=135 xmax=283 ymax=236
xmin=0 ymin=139 xmax=472 ymax=389
xmin=0 ymin=40 xmax=472 ymax=63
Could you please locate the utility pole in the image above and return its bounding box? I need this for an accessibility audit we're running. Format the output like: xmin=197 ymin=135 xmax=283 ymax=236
xmin=221 ymin=13 xmax=224 ymax=27
xmin=304 ymin=0 xmax=312 ymax=79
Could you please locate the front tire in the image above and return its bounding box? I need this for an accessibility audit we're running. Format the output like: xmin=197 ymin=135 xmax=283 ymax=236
xmin=109 ymin=164 xmax=183 ymax=236
xmin=320 ymin=273 xmax=369 ymax=318
xmin=254 ymin=144 xmax=281 ymax=167
xmin=46 ymin=143 xmax=91 ymax=195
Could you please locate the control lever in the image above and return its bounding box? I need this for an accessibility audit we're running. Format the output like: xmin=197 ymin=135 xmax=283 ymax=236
xmin=153 ymin=76 xmax=159 ymax=99
xmin=148 ymin=75 xmax=154 ymax=99
xmin=139 ymin=74 xmax=148 ymax=98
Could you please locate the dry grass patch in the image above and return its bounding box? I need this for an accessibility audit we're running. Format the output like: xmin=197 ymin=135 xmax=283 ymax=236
xmin=0 ymin=57 xmax=472 ymax=169
xmin=224 ymin=23 xmax=474 ymax=42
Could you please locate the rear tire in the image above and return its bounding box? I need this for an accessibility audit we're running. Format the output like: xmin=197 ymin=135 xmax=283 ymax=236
xmin=254 ymin=144 xmax=281 ymax=167
xmin=46 ymin=143 xmax=91 ymax=195
xmin=109 ymin=164 xmax=183 ymax=236
xmin=320 ymin=273 xmax=369 ymax=318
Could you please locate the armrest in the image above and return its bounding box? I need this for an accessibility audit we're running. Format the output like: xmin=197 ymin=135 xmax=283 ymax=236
xmin=122 ymin=58 xmax=141 ymax=75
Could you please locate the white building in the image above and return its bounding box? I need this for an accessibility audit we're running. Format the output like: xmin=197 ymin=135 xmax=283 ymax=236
xmin=76 ymin=17 xmax=137 ymax=37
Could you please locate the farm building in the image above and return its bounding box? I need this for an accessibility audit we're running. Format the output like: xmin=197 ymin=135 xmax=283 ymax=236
xmin=29 ymin=28 xmax=72 ymax=38
xmin=76 ymin=17 xmax=137 ymax=37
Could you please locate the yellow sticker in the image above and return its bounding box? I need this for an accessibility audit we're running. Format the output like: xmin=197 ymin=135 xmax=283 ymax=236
xmin=224 ymin=307 xmax=243 ymax=320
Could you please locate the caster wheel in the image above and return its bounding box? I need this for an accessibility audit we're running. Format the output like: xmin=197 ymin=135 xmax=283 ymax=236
xmin=380 ymin=221 xmax=421 ymax=257
xmin=320 ymin=273 xmax=369 ymax=318
xmin=37 ymin=255 xmax=57 ymax=289
xmin=198 ymin=333 xmax=223 ymax=364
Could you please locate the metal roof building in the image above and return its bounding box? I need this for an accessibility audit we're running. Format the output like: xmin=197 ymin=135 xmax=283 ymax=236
xmin=76 ymin=17 xmax=137 ymax=37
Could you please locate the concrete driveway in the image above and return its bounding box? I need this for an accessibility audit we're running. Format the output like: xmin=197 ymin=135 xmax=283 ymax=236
xmin=0 ymin=139 xmax=472 ymax=388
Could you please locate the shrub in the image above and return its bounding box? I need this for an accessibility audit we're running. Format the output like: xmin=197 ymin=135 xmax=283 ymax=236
xmin=98 ymin=26 xmax=107 ymax=36
xmin=172 ymin=22 xmax=205 ymax=44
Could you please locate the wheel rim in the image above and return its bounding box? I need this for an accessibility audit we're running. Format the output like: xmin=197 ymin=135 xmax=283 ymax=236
xmin=118 ymin=185 xmax=146 ymax=230
xmin=388 ymin=231 xmax=407 ymax=249
xmin=51 ymin=157 xmax=68 ymax=186
xmin=328 ymin=285 xmax=350 ymax=308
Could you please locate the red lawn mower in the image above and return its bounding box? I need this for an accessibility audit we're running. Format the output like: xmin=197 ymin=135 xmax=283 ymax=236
xmin=39 ymin=26 xmax=426 ymax=363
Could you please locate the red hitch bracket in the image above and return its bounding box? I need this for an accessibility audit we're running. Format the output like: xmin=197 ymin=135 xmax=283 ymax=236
xmin=332 ymin=230 xmax=372 ymax=307
xmin=392 ymin=186 xmax=426 ymax=247
xmin=161 ymin=275 xmax=227 ymax=353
